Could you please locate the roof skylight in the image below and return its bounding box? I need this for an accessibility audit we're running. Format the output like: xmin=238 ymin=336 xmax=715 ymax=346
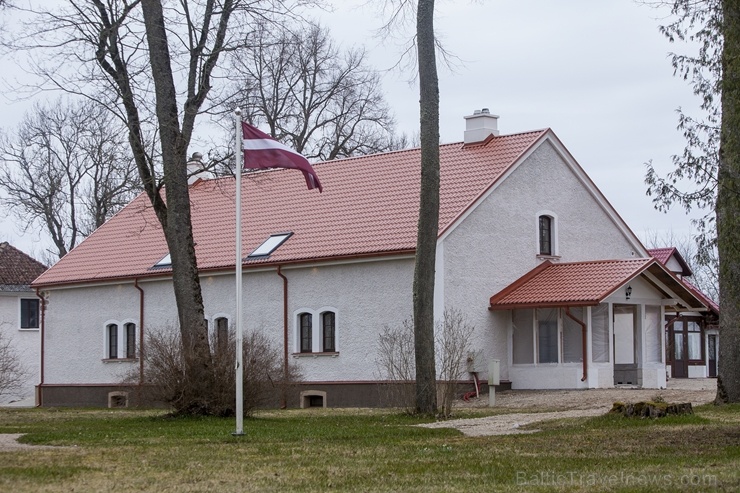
xmin=248 ymin=232 xmax=293 ymax=258
xmin=153 ymin=253 xmax=172 ymax=268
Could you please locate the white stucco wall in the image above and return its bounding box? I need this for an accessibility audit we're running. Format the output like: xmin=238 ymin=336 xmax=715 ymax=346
xmin=0 ymin=291 xmax=41 ymax=404
xmin=42 ymin=257 xmax=415 ymax=386
xmin=440 ymin=138 xmax=641 ymax=387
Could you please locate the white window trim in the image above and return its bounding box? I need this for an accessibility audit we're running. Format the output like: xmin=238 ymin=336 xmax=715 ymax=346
xmin=318 ymin=306 xmax=339 ymax=353
xmin=535 ymin=210 xmax=559 ymax=258
xmin=292 ymin=307 xmax=339 ymax=354
xmin=103 ymin=318 xmax=139 ymax=361
xmin=18 ymin=297 xmax=40 ymax=330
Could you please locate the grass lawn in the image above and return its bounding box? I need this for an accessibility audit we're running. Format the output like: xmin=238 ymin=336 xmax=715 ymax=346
xmin=0 ymin=404 xmax=738 ymax=492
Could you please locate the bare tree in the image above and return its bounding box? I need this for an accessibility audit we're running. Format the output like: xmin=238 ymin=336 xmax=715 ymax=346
xmin=412 ymin=0 xmax=440 ymax=416
xmin=3 ymin=0 xmax=312 ymax=414
xmin=642 ymin=0 xmax=740 ymax=403
xmin=224 ymin=21 xmax=403 ymax=161
xmin=377 ymin=0 xmax=441 ymax=415
xmin=0 ymin=98 xmax=140 ymax=259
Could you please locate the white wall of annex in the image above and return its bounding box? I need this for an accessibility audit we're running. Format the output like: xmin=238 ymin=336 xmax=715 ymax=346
xmin=0 ymin=292 xmax=40 ymax=403
xmin=442 ymin=139 xmax=641 ymax=384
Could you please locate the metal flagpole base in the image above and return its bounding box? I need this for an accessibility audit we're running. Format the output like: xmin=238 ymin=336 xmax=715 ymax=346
xmin=231 ymin=431 xmax=245 ymax=436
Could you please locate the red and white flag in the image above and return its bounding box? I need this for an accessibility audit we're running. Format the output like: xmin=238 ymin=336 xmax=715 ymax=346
xmin=241 ymin=122 xmax=322 ymax=192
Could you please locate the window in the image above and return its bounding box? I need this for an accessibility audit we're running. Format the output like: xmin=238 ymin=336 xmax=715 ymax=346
xmin=107 ymin=324 xmax=118 ymax=359
xmin=687 ymin=320 xmax=702 ymax=360
xmin=20 ymin=298 xmax=40 ymax=329
xmin=562 ymin=307 xmax=584 ymax=363
xmin=322 ymin=312 xmax=336 ymax=352
xmin=591 ymin=304 xmax=610 ymax=363
xmin=538 ymin=215 xmax=553 ymax=255
xmin=105 ymin=321 xmax=137 ymax=360
xmin=296 ymin=308 xmax=339 ymax=354
xmin=125 ymin=323 xmax=137 ymax=359
xmin=537 ymin=308 xmax=558 ymax=363
xmin=216 ymin=317 xmax=229 ymax=353
xmin=300 ymin=313 xmax=312 ymax=353
xmin=644 ymin=306 xmax=662 ymax=363
xmin=512 ymin=309 xmax=534 ymax=364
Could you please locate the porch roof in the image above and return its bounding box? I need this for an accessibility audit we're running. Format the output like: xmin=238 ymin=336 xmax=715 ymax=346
xmin=488 ymin=258 xmax=707 ymax=311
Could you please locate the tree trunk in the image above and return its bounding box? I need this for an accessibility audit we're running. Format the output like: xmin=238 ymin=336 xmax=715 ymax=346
xmin=141 ymin=0 xmax=212 ymax=411
xmin=413 ymin=0 xmax=439 ymax=415
xmin=717 ymin=0 xmax=740 ymax=403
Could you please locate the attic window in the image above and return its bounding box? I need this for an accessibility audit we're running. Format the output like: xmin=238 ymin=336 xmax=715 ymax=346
xmin=248 ymin=232 xmax=293 ymax=258
xmin=153 ymin=253 xmax=171 ymax=268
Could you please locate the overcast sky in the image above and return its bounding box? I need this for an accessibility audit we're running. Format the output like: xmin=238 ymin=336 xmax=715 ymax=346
xmin=0 ymin=1 xmax=709 ymax=260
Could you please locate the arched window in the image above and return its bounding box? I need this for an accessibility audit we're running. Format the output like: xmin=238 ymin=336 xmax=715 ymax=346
xmin=300 ymin=313 xmax=313 ymax=353
xmin=538 ymin=215 xmax=553 ymax=256
xmin=107 ymin=324 xmax=118 ymax=359
xmin=322 ymin=311 xmax=336 ymax=352
xmin=216 ymin=317 xmax=229 ymax=353
xmin=125 ymin=323 xmax=137 ymax=359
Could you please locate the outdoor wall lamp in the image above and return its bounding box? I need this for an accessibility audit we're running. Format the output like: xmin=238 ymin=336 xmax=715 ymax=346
xmin=625 ymin=285 xmax=633 ymax=300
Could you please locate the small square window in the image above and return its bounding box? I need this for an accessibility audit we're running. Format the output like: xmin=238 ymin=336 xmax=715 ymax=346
xmin=20 ymin=299 xmax=40 ymax=329
xmin=248 ymin=233 xmax=293 ymax=258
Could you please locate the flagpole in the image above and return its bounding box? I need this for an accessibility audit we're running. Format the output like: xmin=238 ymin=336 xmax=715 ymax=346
xmin=234 ymin=108 xmax=244 ymax=436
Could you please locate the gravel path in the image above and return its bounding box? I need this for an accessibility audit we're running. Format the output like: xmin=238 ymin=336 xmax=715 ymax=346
xmin=419 ymin=378 xmax=717 ymax=437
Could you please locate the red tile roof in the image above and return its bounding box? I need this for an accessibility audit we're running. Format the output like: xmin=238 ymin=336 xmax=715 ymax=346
xmin=489 ymin=258 xmax=707 ymax=310
xmin=647 ymin=247 xmax=675 ymax=265
xmin=647 ymin=247 xmax=692 ymax=276
xmin=681 ymin=277 xmax=719 ymax=315
xmin=647 ymin=247 xmax=717 ymax=312
xmin=34 ymin=130 xmax=548 ymax=287
xmin=0 ymin=242 xmax=47 ymax=290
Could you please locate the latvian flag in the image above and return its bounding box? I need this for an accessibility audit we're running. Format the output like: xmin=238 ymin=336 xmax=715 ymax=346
xmin=241 ymin=122 xmax=322 ymax=192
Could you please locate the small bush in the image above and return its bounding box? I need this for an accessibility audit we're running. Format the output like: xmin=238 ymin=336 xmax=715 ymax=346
xmin=435 ymin=309 xmax=474 ymax=418
xmin=375 ymin=308 xmax=474 ymax=417
xmin=131 ymin=325 xmax=301 ymax=416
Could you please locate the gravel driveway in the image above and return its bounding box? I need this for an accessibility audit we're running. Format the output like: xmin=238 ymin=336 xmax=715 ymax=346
xmin=420 ymin=378 xmax=717 ymax=437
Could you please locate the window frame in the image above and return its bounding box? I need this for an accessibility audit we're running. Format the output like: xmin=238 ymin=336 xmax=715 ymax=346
xmin=215 ymin=316 xmax=229 ymax=353
xmin=299 ymin=313 xmax=313 ymax=353
xmin=125 ymin=323 xmax=137 ymax=359
xmin=535 ymin=211 xmax=559 ymax=258
xmin=103 ymin=320 xmax=138 ymax=361
xmin=107 ymin=323 xmax=119 ymax=359
xmin=321 ymin=311 xmax=336 ymax=352
xmin=20 ymin=298 xmax=40 ymax=329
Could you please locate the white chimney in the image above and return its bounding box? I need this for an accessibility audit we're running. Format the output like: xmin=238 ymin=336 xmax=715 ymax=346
xmin=186 ymin=152 xmax=207 ymax=184
xmin=463 ymin=108 xmax=500 ymax=144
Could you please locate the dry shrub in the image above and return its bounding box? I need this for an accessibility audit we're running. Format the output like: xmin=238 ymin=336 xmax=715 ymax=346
xmin=435 ymin=309 xmax=474 ymax=417
xmin=375 ymin=319 xmax=416 ymax=411
xmin=0 ymin=327 xmax=27 ymax=399
xmin=134 ymin=325 xmax=301 ymax=416
xmin=375 ymin=309 xmax=474 ymax=416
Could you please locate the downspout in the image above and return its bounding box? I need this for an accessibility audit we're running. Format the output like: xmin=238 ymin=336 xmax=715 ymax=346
xmin=35 ymin=288 xmax=45 ymax=407
xmin=565 ymin=307 xmax=588 ymax=382
xmin=276 ymin=265 xmax=289 ymax=409
xmin=134 ymin=279 xmax=145 ymax=387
